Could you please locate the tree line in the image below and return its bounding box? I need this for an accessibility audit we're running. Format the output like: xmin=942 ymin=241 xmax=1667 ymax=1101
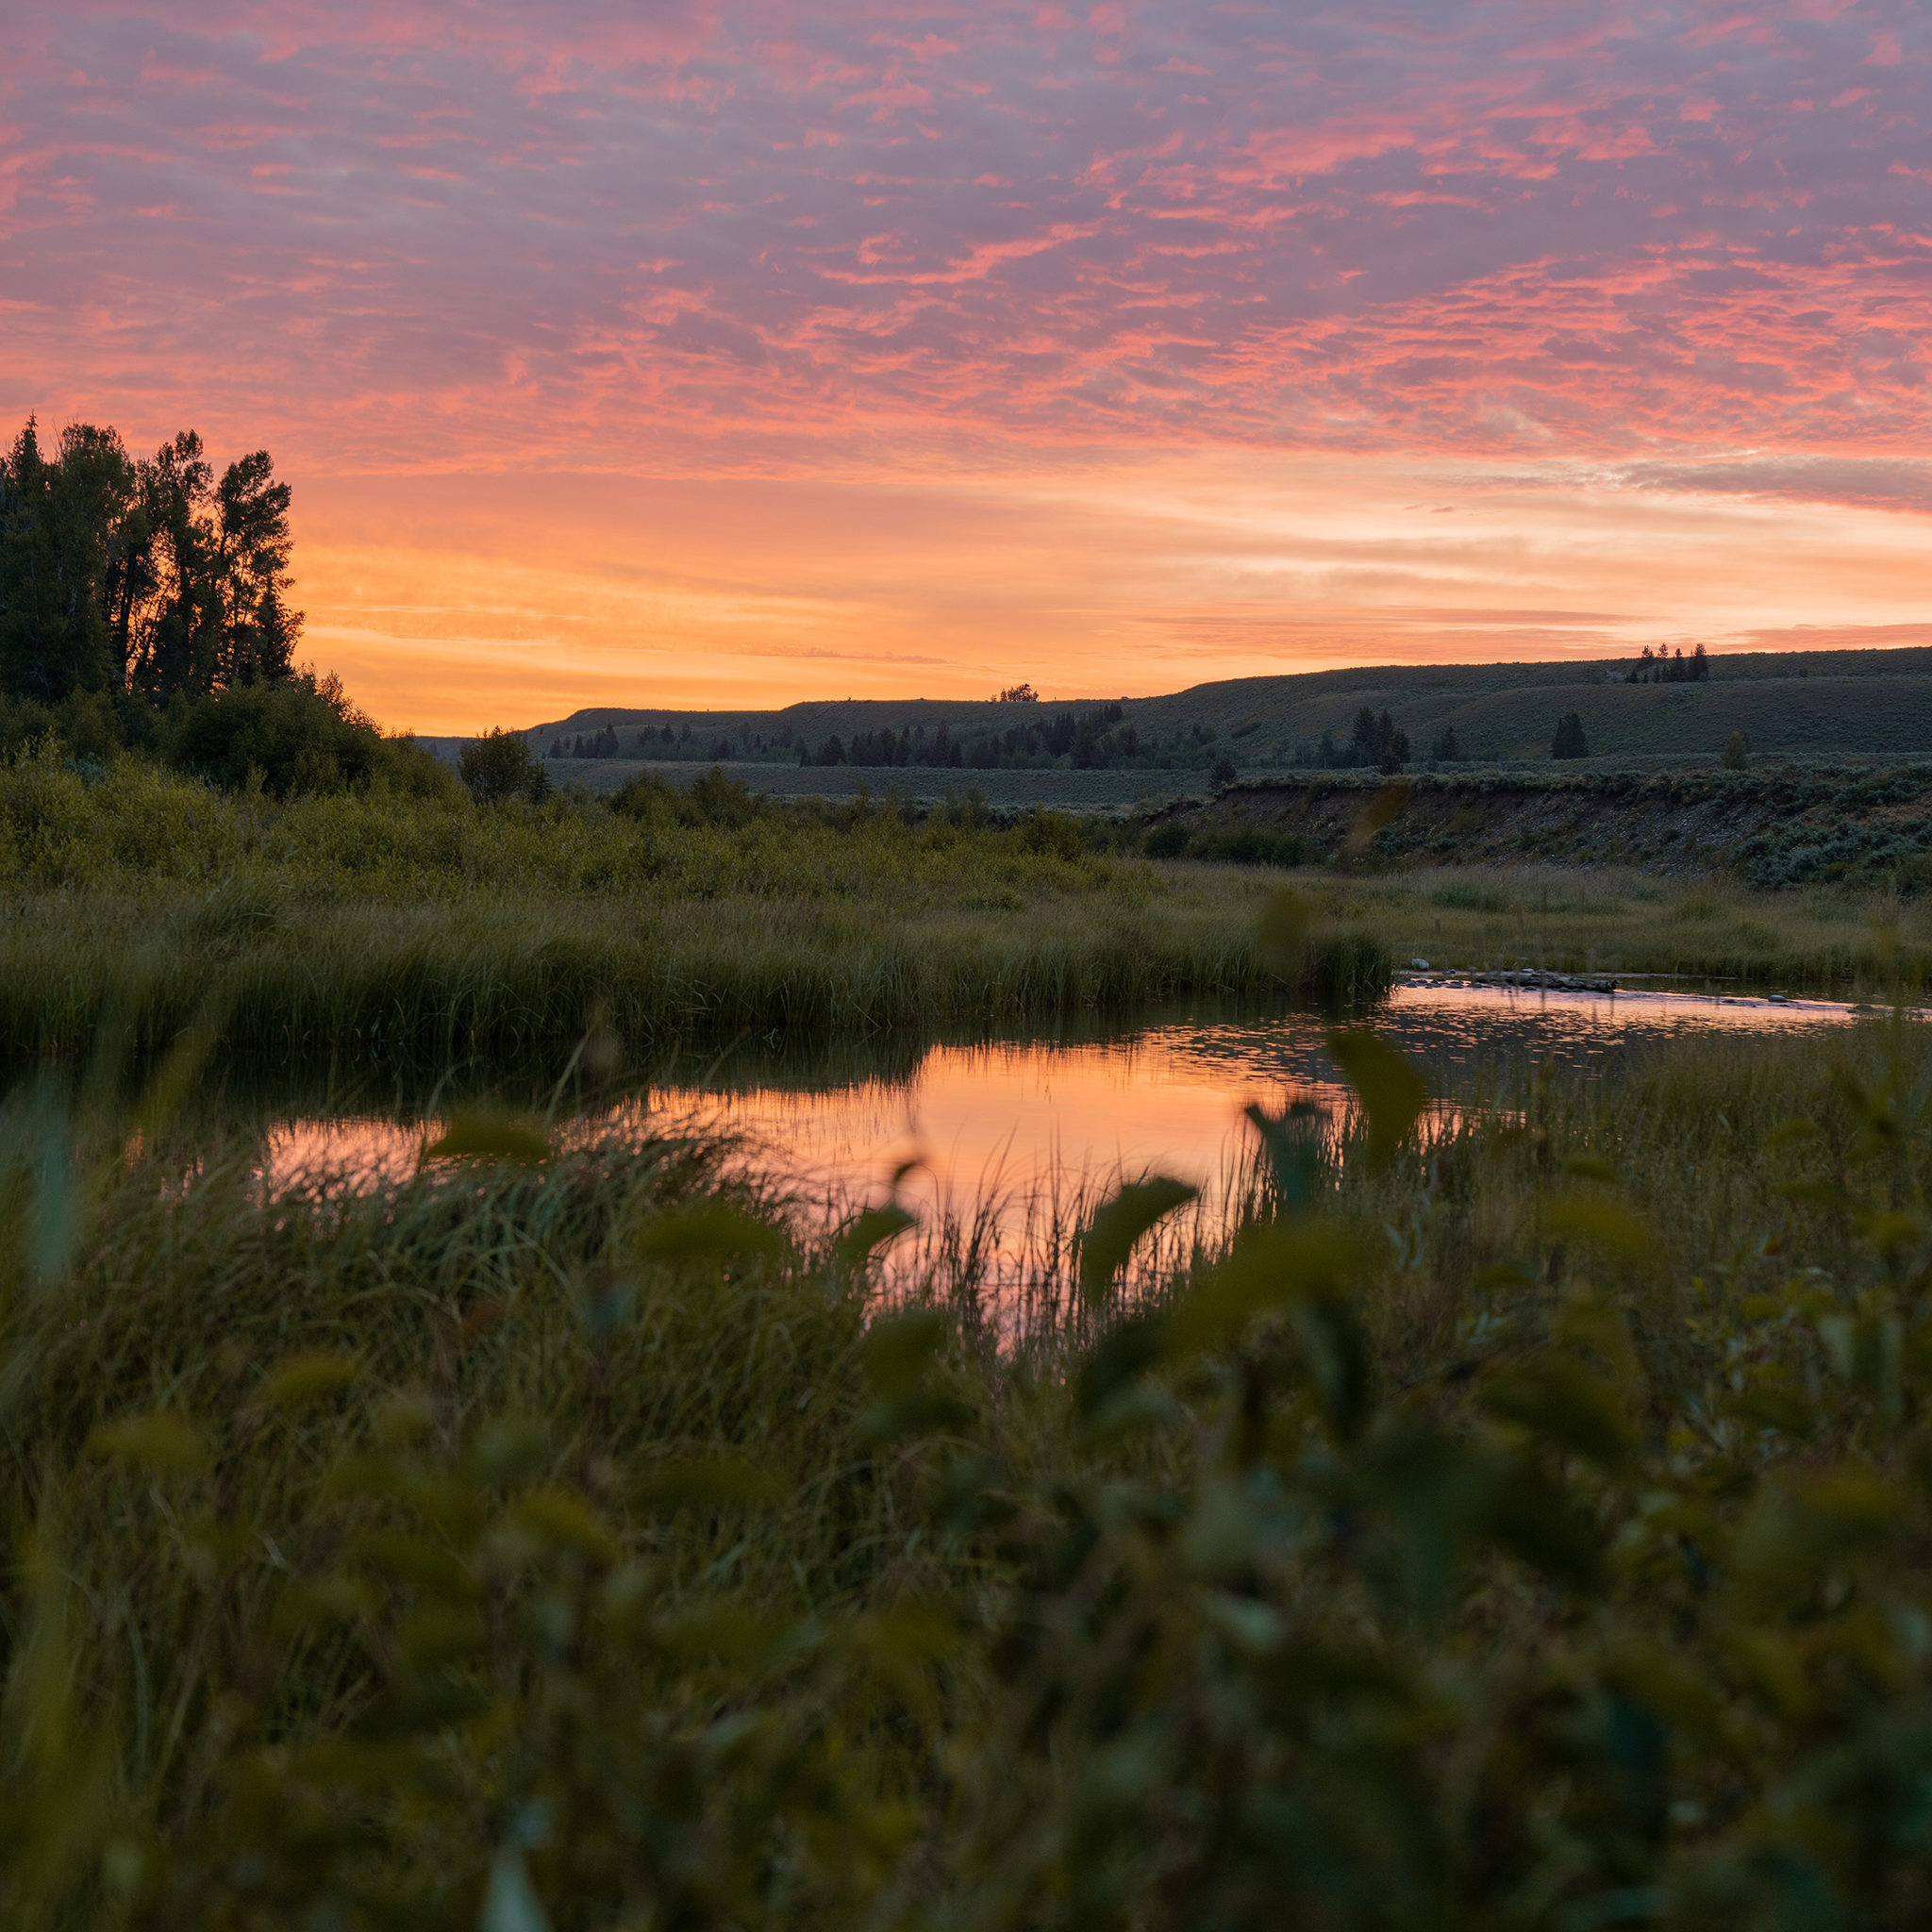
xmin=0 ymin=416 xmax=300 ymax=706
xmin=0 ymin=415 xmax=461 ymax=801
xmin=805 ymin=704 xmax=1137 ymax=771
xmin=1625 ymin=643 xmax=1710 ymax=684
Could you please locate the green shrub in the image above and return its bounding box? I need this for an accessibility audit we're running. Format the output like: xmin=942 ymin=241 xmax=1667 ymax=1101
xmin=458 ymin=727 xmax=551 ymax=806
xmin=612 ymin=763 xmax=764 ymax=829
xmin=169 ymin=673 xmax=386 ymax=796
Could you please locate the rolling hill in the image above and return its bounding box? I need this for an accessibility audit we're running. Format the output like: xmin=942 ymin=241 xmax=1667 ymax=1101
xmin=420 ymin=645 xmax=1932 ymax=791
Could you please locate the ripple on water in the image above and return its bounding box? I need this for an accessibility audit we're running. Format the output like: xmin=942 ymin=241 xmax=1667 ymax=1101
xmin=263 ymin=985 xmax=1874 ymax=1291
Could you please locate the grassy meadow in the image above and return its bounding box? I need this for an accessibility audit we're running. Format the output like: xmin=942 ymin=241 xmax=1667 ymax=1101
xmin=0 ymin=750 xmax=1379 ymax=1061
xmin=1 ymin=749 xmax=1927 ymax=1080
xmin=1292 ymin=862 xmax=1931 ymax=990
xmin=7 ymin=1006 xmax=1932 ymax=1924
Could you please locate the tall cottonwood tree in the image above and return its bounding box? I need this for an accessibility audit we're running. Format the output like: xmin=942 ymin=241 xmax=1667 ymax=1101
xmin=0 ymin=416 xmax=301 ymax=705
xmin=0 ymin=419 xmax=137 ymax=702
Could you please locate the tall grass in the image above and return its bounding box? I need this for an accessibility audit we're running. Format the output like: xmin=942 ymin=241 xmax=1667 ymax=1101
xmin=1320 ymin=860 xmax=1928 ymax=987
xmin=7 ymin=1019 xmax=1932 ymax=1923
xmin=0 ymin=752 xmax=1389 ymax=1059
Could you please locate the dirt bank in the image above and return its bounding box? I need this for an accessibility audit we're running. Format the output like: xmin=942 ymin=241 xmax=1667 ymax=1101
xmin=1160 ymin=769 xmax=1932 ymax=887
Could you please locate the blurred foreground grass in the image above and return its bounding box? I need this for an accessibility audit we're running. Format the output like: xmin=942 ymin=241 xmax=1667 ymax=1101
xmin=8 ymin=1014 xmax=1932 ymax=1924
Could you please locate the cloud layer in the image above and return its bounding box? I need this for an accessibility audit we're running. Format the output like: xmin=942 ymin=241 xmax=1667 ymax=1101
xmin=4 ymin=2 xmax=1929 ymax=722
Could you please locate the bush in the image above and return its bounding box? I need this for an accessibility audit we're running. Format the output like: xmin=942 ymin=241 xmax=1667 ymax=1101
xmin=169 ymin=675 xmax=389 ymax=797
xmin=458 ymin=727 xmax=551 ymax=806
xmin=611 ymin=764 xmax=763 ymax=829
xmin=1724 ymin=728 xmax=1752 ymax=771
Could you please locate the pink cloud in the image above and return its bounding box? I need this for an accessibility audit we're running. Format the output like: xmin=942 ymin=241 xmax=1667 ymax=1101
xmin=3 ymin=0 xmax=1930 ymax=719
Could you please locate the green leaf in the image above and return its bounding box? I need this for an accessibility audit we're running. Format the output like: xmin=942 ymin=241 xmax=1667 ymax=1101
xmin=1325 ymin=1028 xmax=1428 ymax=1168
xmin=1292 ymin=1286 xmax=1374 ymax=1444
xmin=1077 ymin=1174 xmax=1197 ymax=1305
xmin=466 ymin=1417 xmax=552 ymax=1487
xmin=1481 ymin=1454 xmax=1604 ymax=1591
xmin=1543 ymin=1191 xmax=1661 ymax=1267
xmin=1560 ymin=1153 xmax=1617 ymax=1183
xmin=481 ymin=1849 xmax=552 ymax=1932
xmin=1167 ymin=1222 xmax=1359 ymax=1357
xmin=1257 ymin=888 xmax=1315 ymax=970
xmin=1732 ymin=1468 xmax=1902 ymax=1611
xmin=1242 ymin=1100 xmax=1324 ymax=1212
xmin=860 ymin=1307 xmax=949 ymax=1395
xmin=633 ymin=1457 xmax=787 ymax=1513
xmin=854 ymin=1391 xmax=976 ymax=1449
xmin=635 ymin=1202 xmax=785 ymax=1263
xmin=503 ymin=1490 xmax=617 ymax=1562
xmin=835 ymin=1202 xmax=917 ymax=1273
xmin=1724 ymin=1381 xmax=1817 ymax=1441
xmin=1482 ymin=1356 xmax=1635 ymax=1468
xmin=1342 ymin=783 xmax=1411 ymax=858
xmin=1074 ymin=1312 xmax=1173 ymax=1420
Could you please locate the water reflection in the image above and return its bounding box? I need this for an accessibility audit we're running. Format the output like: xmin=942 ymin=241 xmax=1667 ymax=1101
xmin=264 ymin=984 xmax=1867 ymax=1282
xmin=644 ymin=984 xmax=1861 ymax=1208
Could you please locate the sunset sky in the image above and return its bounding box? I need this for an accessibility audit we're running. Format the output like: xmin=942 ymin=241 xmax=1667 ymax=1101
xmin=5 ymin=1 xmax=1929 ymax=732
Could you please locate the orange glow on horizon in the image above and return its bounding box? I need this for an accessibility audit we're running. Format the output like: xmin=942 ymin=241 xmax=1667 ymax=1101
xmin=291 ymin=457 xmax=1932 ymax=734
xmin=7 ymin=2 xmax=1929 ymax=733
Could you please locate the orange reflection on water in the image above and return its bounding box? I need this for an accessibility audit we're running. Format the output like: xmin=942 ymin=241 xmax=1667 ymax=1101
xmin=261 ymin=986 xmax=1870 ymax=1285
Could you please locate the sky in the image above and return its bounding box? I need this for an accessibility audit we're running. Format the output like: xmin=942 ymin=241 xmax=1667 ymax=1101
xmin=4 ymin=1 xmax=1929 ymax=732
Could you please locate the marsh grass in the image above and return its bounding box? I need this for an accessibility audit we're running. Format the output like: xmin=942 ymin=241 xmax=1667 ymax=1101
xmin=0 ymin=756 xmax=1388 ymax=1060
xmin=0 ymin=750 xmax=1919 ymax=1076
xmin=1314 ymin=859 xmax=1930 ymax=986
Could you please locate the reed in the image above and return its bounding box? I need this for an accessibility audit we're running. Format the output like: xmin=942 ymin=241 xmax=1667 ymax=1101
xmin=0 ymin=752 xmax=1390 ymax=1058
xmin=1278 ymin=860 xmax=1932 ymax=989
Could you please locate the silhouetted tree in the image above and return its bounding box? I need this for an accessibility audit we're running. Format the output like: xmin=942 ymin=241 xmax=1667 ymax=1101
xmin=1350 ymin=705 xmax=1409 ymax=772
xmin=0 ymin=415 xmax=300 ymax=707
xmin=459 ymin=728 xmax=550 ymax=805
xmin=0 ymin=418 xmax=138 ymax=703
xmin=1551 ymin=711 xmax=1590 ymax=759
xmin=1626 ymin=642 xmax=1709 ymax=685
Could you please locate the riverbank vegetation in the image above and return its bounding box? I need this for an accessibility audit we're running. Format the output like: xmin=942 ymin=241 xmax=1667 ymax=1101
xmin=1161 ymin=763 xmax=1932 ymax=891
xmin=7 ymin=1011 xmax=1932 ymax=1924
xmin=0 ymin=750 xmax=1386 ymax=1060
xmin=1267 ymin=862 xmax=1932 ymax=991
xmin=6 ymin=745 xmax=1932 ymax=1069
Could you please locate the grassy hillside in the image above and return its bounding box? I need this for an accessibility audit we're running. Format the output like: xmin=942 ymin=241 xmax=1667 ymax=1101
xmin=488 ymin=644 xmax=1932 ymax=781
xmin=1168 ymin=765 xmax=1932 ymax=892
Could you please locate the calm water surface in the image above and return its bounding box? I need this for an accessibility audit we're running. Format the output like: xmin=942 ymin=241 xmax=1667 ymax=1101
xmin=268 ymin=985 xmax=1871 ymax=1260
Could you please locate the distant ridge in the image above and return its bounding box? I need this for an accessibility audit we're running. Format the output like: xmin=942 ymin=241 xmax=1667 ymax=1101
xmin=472 ymin=644 xmax=1932 ymax=774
